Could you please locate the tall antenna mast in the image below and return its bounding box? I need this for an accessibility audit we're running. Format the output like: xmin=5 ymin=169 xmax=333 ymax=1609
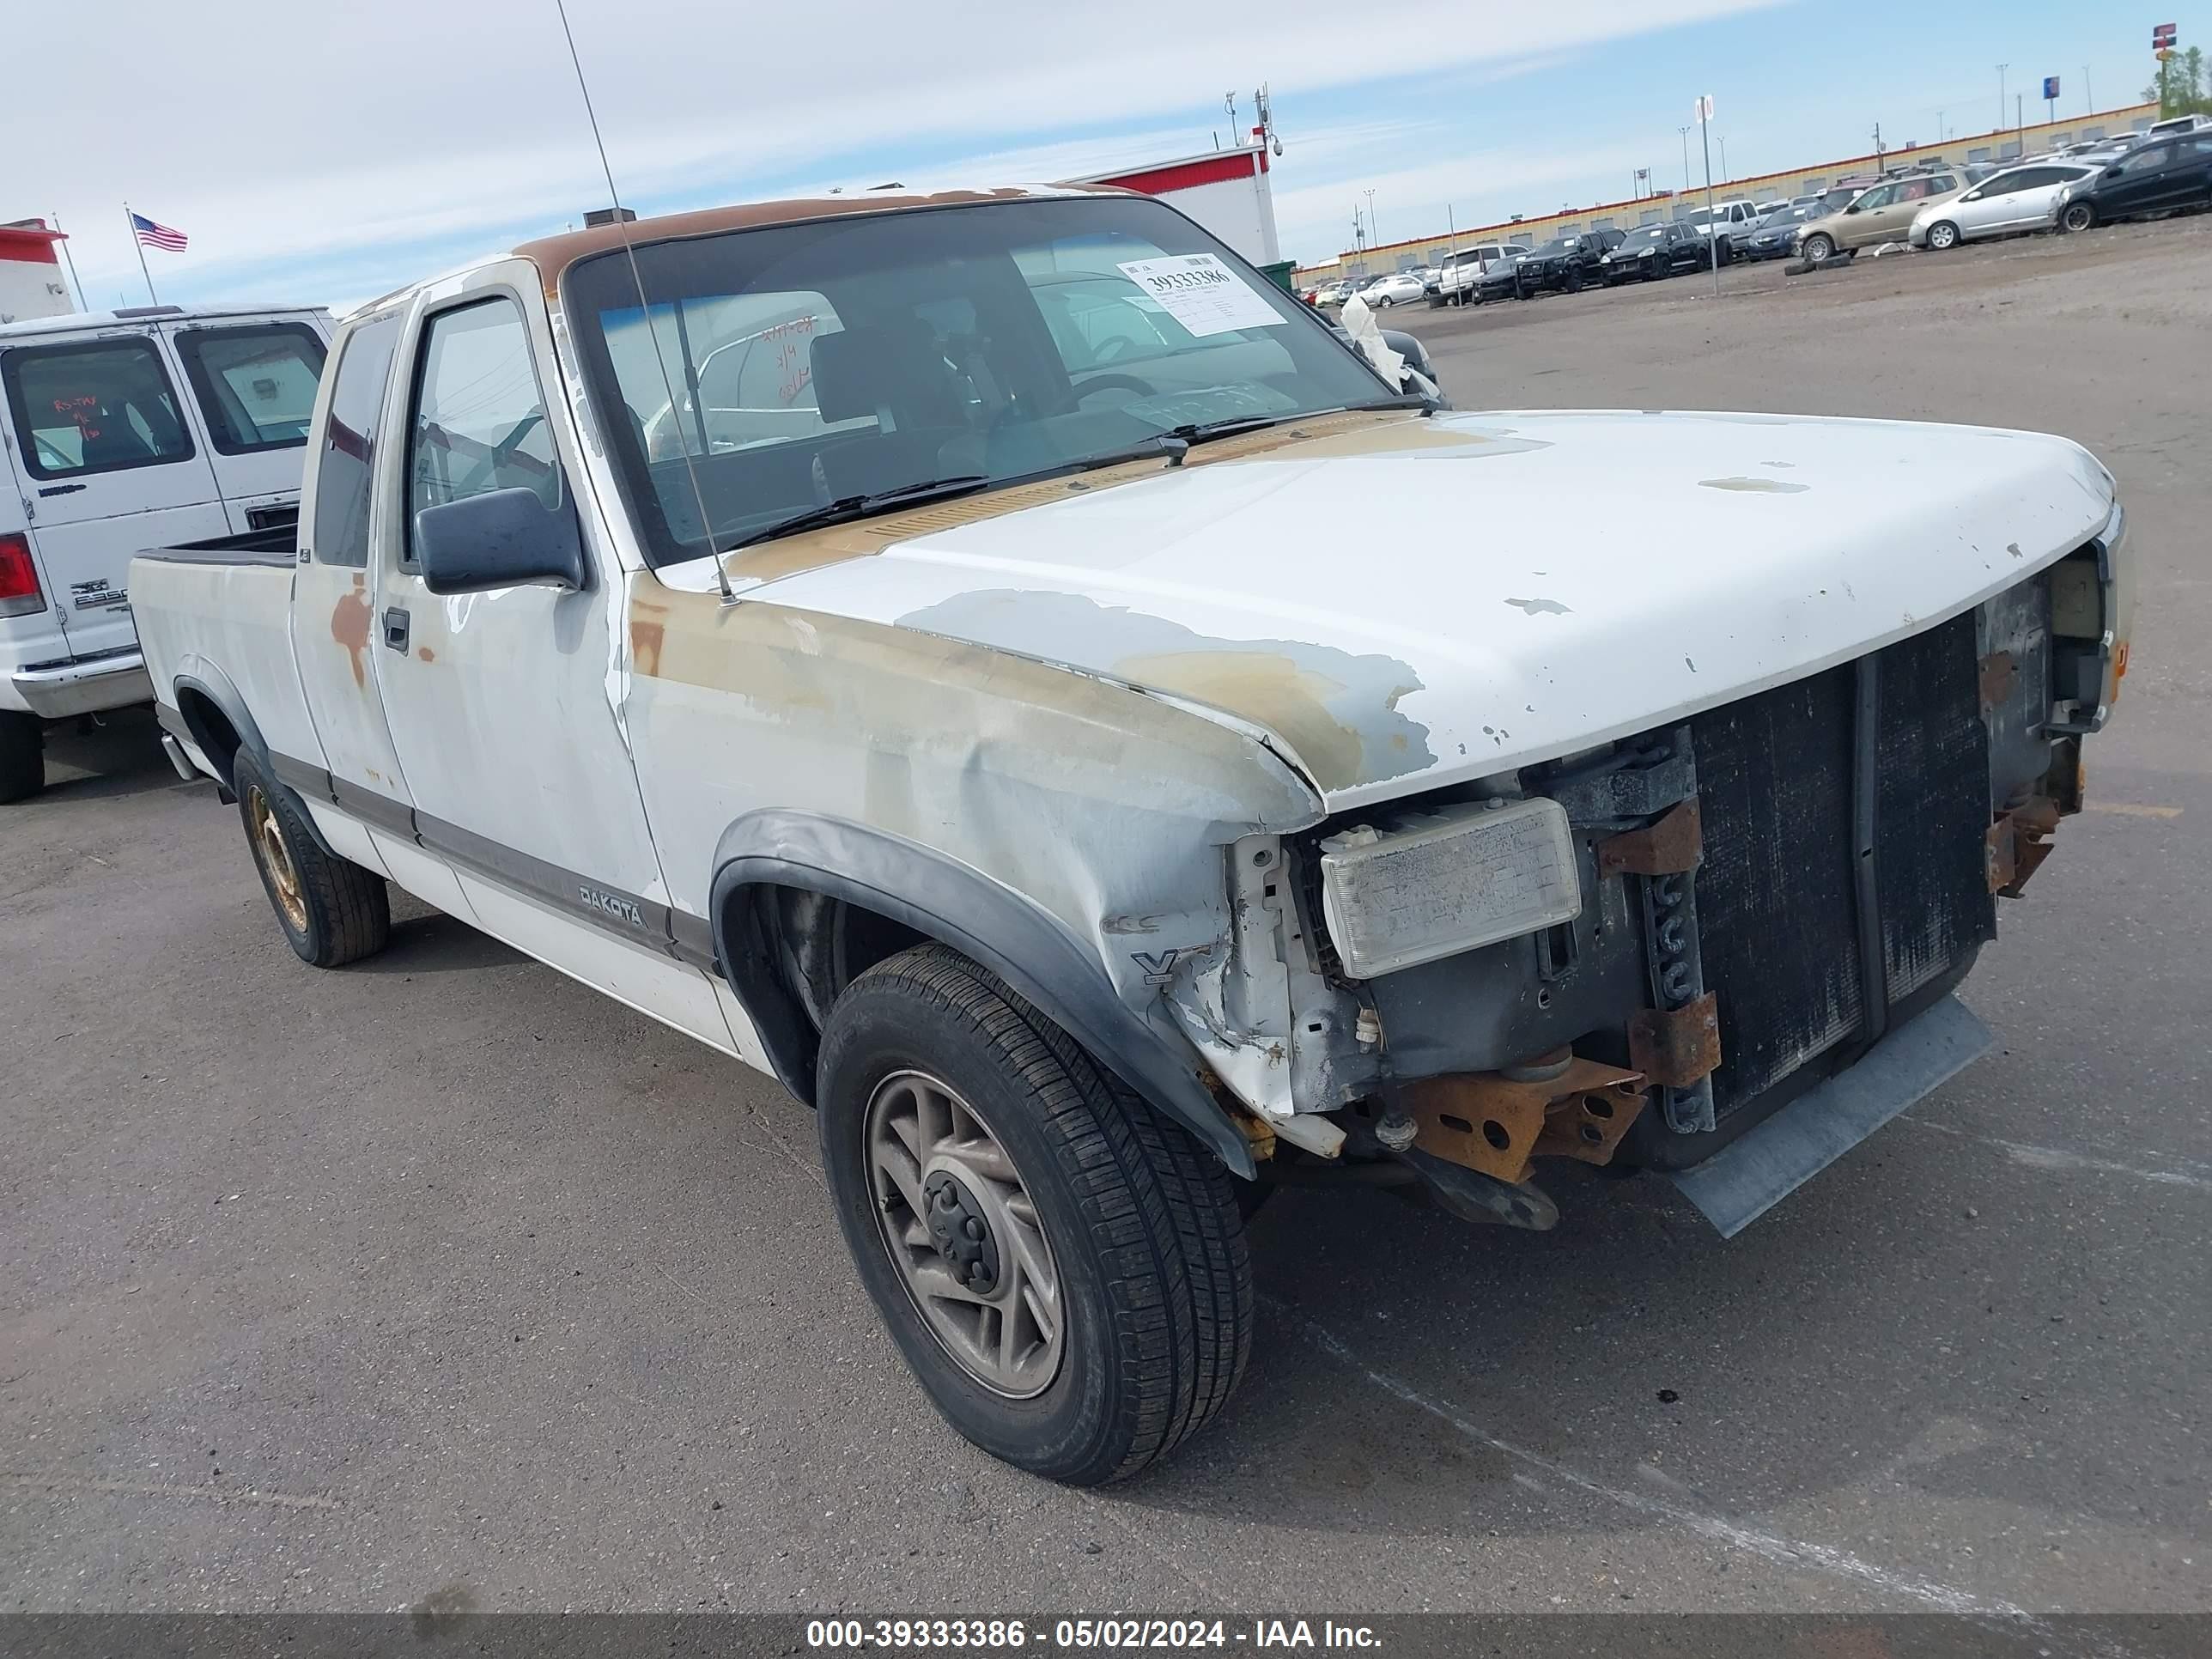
xmin=551 ymin=0 xmax=737 ymax=605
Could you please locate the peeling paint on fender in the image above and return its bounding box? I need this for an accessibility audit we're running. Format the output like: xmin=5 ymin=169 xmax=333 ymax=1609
xmin=895 ymin=591 xmax=1435 ymax=795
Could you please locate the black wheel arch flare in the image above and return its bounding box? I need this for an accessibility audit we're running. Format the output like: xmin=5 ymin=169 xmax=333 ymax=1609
xmin=708 ymin=810 xmax=1255 ymax=1178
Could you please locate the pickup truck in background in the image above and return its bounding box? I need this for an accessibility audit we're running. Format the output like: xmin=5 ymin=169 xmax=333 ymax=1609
xmin=131 ymin=185 xmax=2133 ymax=1486
xmin=1 ymin=303 xmax=331 ymax=800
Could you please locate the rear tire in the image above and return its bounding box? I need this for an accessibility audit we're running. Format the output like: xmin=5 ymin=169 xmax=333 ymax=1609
xmin=232 ymin=746 xmax=390 ymax=968
xmin=817 ymin=943 xmax=1254 ymax=1486
xmin=2060 ymin=201 xmax=2095 ymax=234
xmin=0 ymin=712 xmax=42 ymax=804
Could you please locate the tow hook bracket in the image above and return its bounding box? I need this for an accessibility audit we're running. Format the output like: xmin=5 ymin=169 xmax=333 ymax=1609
xmin=1986 ymin=796 xmax=2062 ymax=897
xmin=1398 ymin=1055 xmax=1648 ymax=1187
xmin=1628 ymin=991 xmax=1723 ymax=1088
xmin=1596 ymin=799 xmax=1704 ymax=876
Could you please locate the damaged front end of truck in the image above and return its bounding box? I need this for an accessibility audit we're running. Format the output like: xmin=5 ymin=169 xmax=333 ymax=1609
xmin=1158 ymin=507 xmax=2131 ymax=1237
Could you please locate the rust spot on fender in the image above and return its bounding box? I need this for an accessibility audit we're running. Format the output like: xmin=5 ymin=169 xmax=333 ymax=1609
xmin=416 ymin=646 xmax=436 ymax=664
xmin=331 ymin=577 xmax=371 ymax=690
xmin=629 ymin=616 xmax=666 ymax=678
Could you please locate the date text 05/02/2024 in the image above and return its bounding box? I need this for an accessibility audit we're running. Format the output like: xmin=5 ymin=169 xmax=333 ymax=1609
xmin=805 ymin=1619 xmax=1384 ymax=1650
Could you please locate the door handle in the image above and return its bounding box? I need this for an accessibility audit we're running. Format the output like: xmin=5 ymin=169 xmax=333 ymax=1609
xmin=382 ymin=607 xmax=410 ymax=653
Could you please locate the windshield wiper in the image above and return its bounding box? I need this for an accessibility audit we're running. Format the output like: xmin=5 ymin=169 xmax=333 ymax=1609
xmin=720 ymin=474 xmax=993 ymax=553
xmin=1070 ymin=416 xmax=1300 ymax=476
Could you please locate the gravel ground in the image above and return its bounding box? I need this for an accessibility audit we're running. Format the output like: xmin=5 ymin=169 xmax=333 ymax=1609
xmin=3 ymin=217 xmax=2208 ymax=1630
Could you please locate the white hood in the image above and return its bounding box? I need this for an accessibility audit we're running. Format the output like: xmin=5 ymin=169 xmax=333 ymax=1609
xmin=747 ymin=410 xmax=2116 ymax=811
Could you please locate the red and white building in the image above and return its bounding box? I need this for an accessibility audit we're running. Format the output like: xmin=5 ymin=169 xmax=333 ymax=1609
xmin=1075 ymin=140 xmax=1284 ymax=269
xmin=0 ymin=221 xmax=76 ymax=325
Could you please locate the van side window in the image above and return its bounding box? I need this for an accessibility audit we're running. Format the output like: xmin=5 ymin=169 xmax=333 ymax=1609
xmin=310 ymin=313 xmax=402 ymax=568
xmin=175 ymin=324 xmax=328 ymax=454
xmin=404 ymin=298 xmax=558 ymax=566
xmin=1 ymin=337 xmax=194 ymax=480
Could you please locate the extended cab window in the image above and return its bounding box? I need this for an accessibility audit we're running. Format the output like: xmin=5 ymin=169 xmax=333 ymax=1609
xmin=173 ymin=323 xmax=326 ymax=454
xmin=404 ymin=298 xmax=559 ymax=562
xmin=2 ymin=337 xmax=194 ymax=479
xmin=310 ymin=313 xmax=401 ymax=568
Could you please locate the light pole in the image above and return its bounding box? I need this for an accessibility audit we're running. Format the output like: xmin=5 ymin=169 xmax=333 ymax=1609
xmin=1996 ymin=64 xmax=2008 ymax=130
xmin=2083 ymin=64 xmax=2093 ymax=114
xmin=1718 ymin=135 xmax=1729 ymax=180
xmin=1678 ymin=125 xmax=1691 ymax=191
xmin=1364 ymin=188 xmax=1379 ymax=250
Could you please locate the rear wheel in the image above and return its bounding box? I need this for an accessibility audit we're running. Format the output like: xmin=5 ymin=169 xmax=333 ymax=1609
xmin=1801 ymin=232 xmax=1837 ymax=265
xmin=0 ymin=712 xmax=42 ymax=804
xmin=1925 ymin=220 xmax=1960 ymax=251
xmin=232 ymin=746 xmax=390 ymax=968
xmin=2060 ymin=201 xmax=2095 ymax=234
xmin=817 ymin=944 xmax=1253 ymax=1486
xmin=1564 ymin=267 xmax=1585 ymax=294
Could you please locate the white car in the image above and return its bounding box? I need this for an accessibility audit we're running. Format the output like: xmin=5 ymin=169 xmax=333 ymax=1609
xmin=1681 ymin=199 xmax=1762 ymax=261
xmin=0 ymin=302 xmax=332 ymax=801
xmin=1911 ymin=161 xmax=2093 ymax=249
xmin=1358 ymin=271 xmax=1429 ymax=307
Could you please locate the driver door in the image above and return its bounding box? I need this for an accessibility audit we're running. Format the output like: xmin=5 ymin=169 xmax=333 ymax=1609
xmin=370 ymin=272 xmax=736 ymax=1049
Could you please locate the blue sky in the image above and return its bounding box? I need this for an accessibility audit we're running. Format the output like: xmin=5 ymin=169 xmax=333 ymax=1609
xmin=24 ymin=1 xmax=2173 ymax=314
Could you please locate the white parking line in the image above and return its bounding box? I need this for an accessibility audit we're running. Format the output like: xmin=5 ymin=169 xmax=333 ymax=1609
xmin=1900 ymin=1117 xmax=2212 ymax=1193
xmin=1266 ymin=1297 xmax=2067 ymax=1638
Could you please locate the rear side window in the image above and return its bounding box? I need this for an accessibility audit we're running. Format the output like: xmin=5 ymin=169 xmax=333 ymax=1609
xmin=2 ymin=337 xmax=195 ymax=480
xmin=310 ymin=313 xmax=401 ymax=568
xmin=174 ymin=323 xmax=327 ymax=454
xmin=404 ymin=298 xmax=559 ymax=566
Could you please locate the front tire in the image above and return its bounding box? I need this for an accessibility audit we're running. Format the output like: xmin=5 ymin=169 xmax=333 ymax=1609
xmin=2060 ymin=201 xmax=2095 ymax=234
xmin=232 ymin=746 xmax=390 ymax=967
xmin=1801 ymin=232 xmax=1837 ymax=265
xmin=817 ymin=944 xmax=1253 ymax=1486
xmin=0 ymin=711 xmax=42 ymax=804
xmin=1925 ymin=220 xmax=1960 ymax=250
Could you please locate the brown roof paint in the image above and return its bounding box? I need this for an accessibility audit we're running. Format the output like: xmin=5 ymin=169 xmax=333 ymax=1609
xmin=514 ymin=186 xmax=1127 ymax=296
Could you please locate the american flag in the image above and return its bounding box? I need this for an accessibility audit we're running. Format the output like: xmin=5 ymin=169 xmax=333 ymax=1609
xmin=131 ymin=212 xmax=188 ymax=252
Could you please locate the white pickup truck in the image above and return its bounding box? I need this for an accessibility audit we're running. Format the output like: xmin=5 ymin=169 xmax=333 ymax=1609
xmin=131 ymin=185 xmax=2133 ymax=1486
xmin=2 ymin=303 xmax=331 ymax=799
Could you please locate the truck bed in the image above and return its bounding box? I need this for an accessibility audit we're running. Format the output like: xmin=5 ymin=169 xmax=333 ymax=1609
xmin=129 ymin=539 xmax=327 ymax=787
xmin=134 ymin=524 xmax=300 ymax=568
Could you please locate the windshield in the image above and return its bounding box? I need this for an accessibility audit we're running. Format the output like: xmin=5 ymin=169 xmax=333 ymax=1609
xmin=1620 ymin=226 xmax=1668 ymax=246
xmin=568 ymin=197 xmax=1392 ymax=567
xmin=1530 ymin=237 xmax=1577 ymax=257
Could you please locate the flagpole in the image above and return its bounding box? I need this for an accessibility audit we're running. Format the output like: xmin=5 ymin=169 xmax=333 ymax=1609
xmin=124 ymin=203 xmax=158 ymax=305
xmin=49 ymin=214 xmax=87 ymax=312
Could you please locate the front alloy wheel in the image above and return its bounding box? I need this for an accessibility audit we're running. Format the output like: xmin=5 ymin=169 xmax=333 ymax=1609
xmin=1926 ymin=220 xmax=1960 ymax=250
xmin=866 ymin=1068 xmax=1064 ymax=1398
xmin=818 ymin=944 xmax=1253 ymax=1485
xmin=1801 ymin=232 xmax=1837 ymax=264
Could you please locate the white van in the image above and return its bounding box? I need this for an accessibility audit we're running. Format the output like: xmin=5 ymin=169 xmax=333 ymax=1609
xmin=0 ymin=302 xmax=331 ymax=799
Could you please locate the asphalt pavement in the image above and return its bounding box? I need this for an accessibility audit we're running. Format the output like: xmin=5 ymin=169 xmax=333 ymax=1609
xmin=3 ymin=219 xmax=2208 ymax=1631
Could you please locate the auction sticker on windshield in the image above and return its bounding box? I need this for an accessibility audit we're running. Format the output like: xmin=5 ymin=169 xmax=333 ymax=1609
xmin=1115 ymin=254 xmax=1286 ymax=337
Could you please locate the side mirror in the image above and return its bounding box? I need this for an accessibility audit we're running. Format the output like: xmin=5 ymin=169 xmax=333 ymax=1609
xmin=1963 ymin=189 xmax=1983 ymax=201
xmin=414 ymin=485 xmax=589 ymax=596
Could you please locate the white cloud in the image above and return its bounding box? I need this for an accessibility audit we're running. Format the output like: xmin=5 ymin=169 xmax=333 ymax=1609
xmin=22 ymin=0 xmax=1778 ymax=307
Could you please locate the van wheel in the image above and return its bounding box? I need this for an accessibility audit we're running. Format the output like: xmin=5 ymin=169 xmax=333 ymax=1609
xmin=2060 ymin=201 xmax=2095 ymax=234
xmin=1801 ymin=232 xmax=1837 ymax=264
xmin=817 ymin=944 xmax=1253 ymax=1486
xmin=231 ymin=747 xmax=390 ymax=967
xmin=0 ymin=712 xmax=43 ymax=804
xmin=1925 ymin=220 xmax=1960 ymax=250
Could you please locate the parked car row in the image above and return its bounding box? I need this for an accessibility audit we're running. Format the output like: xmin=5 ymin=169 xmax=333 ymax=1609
xmin=1300 ymin=124 xmax=2212 ymax=316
